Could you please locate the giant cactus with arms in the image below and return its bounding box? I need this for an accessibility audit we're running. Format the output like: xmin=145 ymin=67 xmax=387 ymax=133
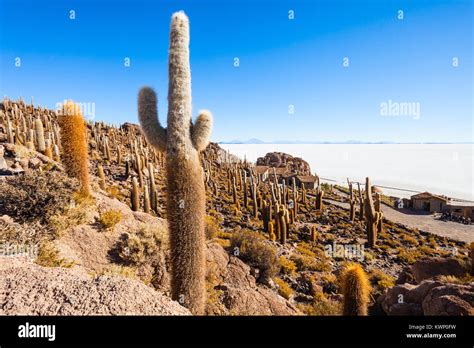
xmin=137 ymin=11 xmax=213 ymax=314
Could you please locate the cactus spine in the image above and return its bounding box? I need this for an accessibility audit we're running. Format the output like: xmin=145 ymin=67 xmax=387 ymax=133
xmin=341 ymin=263 xmax=371 ymax=316
xmin=137 ymin=11 xmax=212 ymax=314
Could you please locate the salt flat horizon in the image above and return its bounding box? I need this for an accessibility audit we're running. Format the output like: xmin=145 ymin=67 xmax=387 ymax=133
xmin=220 ymin=143 xmax=474 ymax=202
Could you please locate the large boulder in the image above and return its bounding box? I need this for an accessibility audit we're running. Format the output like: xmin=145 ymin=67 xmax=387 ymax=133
xmin=0 ymin=257 xmax=190 ymax=315
xmin=411 ymin=257 xmax=467 ymax=283
xmin=206 ymin=241 xmax=300 ymax=315
xmin=379 ymin=280 xmax=474 ymax=316
xmin=422 ymin=284 xmax=474 ymax=315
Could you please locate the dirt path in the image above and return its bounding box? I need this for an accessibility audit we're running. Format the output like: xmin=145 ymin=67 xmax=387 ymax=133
xmin=324 ymin=198 xmax=474 ymax=243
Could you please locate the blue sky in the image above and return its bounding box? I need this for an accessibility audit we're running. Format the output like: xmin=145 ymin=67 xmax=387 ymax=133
xmin=0 ymin=0 xmax=472 ymax=142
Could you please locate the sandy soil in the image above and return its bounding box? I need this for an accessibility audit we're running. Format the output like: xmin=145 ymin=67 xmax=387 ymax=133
xmin=325 ymin=199 xmax=474 ymax=243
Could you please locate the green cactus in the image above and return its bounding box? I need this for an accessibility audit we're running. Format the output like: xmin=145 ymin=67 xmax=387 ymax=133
xmin=137 ymin=11 xmax=212 ymax=314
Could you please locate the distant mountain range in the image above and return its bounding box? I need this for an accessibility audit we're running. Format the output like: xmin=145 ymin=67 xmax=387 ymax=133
xmin=218 ymin=139 xmax=473 ymax=144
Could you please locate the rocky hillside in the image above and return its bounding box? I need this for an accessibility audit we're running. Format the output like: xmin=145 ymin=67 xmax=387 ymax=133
xmin=0 ymin=98 xmax=473 ymax=316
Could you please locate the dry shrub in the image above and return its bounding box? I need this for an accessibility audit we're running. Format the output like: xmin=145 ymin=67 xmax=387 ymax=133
xmin=205 ymin=215 xmax=221 ymax=240
xmin=279 ymin=256 xmax=297 ymax=275
xmin=290 ymin=254 xmax=331 ymax=272
xmin=99 ymin=210 xmax=123 ymax=230
xmin=230 ymin=229 xmax=278 ymax=279
xmin=36 ymin=241 xmax=74 ymax=268
xmin=369 ymin=268 xmax=395 ymax=292
xmin=298 ymin=298 xmax=342 ymax=316
xmin=116 ymin=224 xmax=168 ymax=265
xmin=205 ymin=261 xmax=226 ymax=315
xmin=0 ymin=171 xmax=78 ymax=224
xmin=397 ymin=249 xmax=421 ymax=264
xmin=274 ymin=277 xmax=293 ymax=299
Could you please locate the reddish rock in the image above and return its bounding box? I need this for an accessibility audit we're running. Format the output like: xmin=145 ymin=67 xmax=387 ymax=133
xmin=206 ymin=241 xmax=300 ymax=315
xmin=411 ymin=257 xmax=467 ymax=283
xmin=256 ymin=152 xmax=311 ymax=175
xmin=422 ymin=284 xmax=474 ymax=315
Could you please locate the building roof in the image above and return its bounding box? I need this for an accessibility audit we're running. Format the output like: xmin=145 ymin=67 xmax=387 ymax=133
xmin=296 ymin=175 xmax=317 ymax=183
xmin=410 ymin=192 xmax=448 ymax=202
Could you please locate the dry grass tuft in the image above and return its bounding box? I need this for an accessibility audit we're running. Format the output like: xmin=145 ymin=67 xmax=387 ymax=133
xmin=99 ymin=210 xmax=123 ymax=230
xmin=274 ymin=277 xmax=294 ymax=300
xmin=36 ymin=241 xmax=74 ymax=268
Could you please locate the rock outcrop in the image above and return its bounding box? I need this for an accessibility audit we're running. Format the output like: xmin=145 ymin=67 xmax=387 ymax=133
xmin=206 ymin=242 xmax=300 ymax=315
xmin=256 ymin=152 xmax=311 ymax=175
xmin=379 ymin=280 xmax=473 ymax=316
xmin=0 ymin=257 xmax=190 ymax=315
xmin=380 ymin=257 xmax=473 ymax=315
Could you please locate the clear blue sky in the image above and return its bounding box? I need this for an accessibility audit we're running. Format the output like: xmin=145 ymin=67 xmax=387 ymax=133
xmin=0 ymin=0 xmax=472 ymax=143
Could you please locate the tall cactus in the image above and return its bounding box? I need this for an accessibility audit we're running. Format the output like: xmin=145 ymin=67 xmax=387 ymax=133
xmin=364 ymin=177 xmax=378 ymax=248
xmin=137 ymin=11 xmax=212 ymax=315
xmin=35 ymin=118 xmax=46 ymax=153
xmin=58 ymin=101 xmax=91 ymax=196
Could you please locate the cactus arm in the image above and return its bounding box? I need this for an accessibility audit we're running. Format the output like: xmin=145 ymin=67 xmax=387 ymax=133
xmin=191 ymin=110 xmax=213 ymax=151
xmin=138 ymin=87 xmax=167 ymax=152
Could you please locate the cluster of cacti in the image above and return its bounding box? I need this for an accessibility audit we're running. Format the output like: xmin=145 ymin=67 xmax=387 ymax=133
xmin=137 ymin=11 xmax=212 ymax=314
xmin=341 ymin=263 xmax=371 ymax=316
xmin=0 ymin=97 xmax=61 ymax=157
xmin=57 ymin=100 xmax=91 ymax=196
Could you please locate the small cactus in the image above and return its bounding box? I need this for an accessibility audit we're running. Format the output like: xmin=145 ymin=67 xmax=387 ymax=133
xmin=341 ymin=263 xmax=371 ymax=316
